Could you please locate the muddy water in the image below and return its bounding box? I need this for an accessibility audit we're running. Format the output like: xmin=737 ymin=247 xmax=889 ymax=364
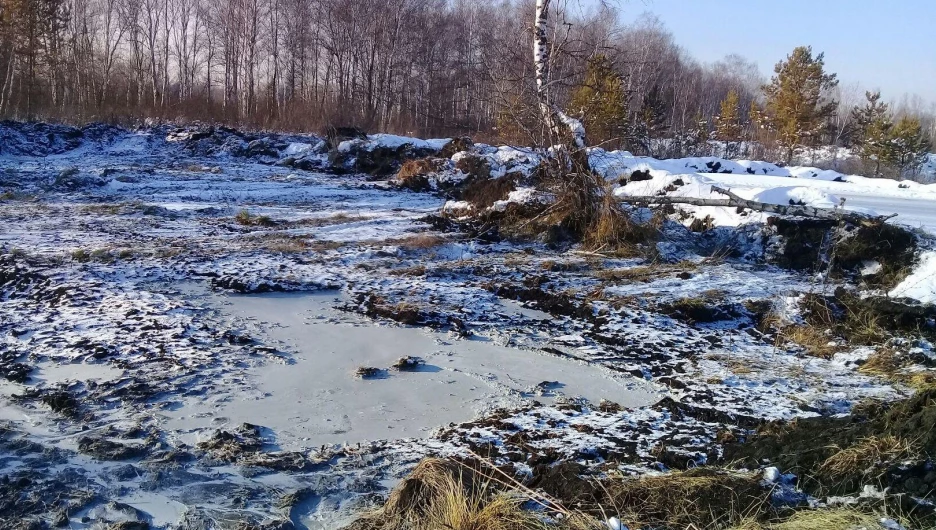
xmin=163 ymin=291 xmax=661 ymax=449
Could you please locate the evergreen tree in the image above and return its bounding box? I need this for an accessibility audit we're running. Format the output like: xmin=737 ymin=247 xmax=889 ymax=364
xmin=714 ymin=89 xmax=743 ymax=158
xmin=762 ymin=46 xmax=838 ymax=163
xmin=633 ymin=84 xmax=668 ymax=156
xmin=567 ymin=54 xmax=629 ymax=148
xmin=887 ymin=116 xmax=932 ymax=178
xmin=851 ymin=91 xmax=892 ymax=177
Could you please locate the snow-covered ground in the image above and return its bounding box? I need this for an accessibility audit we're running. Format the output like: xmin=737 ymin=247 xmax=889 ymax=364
xmin=0 ymin=123 xmax=933 ymax=528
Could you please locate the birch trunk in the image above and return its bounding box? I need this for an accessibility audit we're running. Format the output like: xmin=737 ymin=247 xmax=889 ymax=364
xmin=618 ymin=186 xmax=895 ymax=225
xmin=533 ymin=0 xmax=586 ymax=150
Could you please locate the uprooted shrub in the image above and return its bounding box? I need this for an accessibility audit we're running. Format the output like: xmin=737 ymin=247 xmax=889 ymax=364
xmin=481 ymin=159 xmax=660 ymax=253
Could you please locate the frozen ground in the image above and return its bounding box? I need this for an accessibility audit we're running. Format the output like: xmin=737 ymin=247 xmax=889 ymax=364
xmin=0 ymin=123 xmax=934 ymax=529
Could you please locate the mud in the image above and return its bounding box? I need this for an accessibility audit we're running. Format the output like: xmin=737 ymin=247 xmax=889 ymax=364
xmin=724 ymin=388 xmax=936 ymax=506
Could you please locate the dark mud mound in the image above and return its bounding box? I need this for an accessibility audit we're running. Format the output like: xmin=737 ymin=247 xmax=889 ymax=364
xmin=0 ymin=121 xmax=127 ymax=157
xmin=769 ymin=217 xmax=835 ymax=271
xmin=724 ymin=388 xmax=936 ymax=504
xmin=769 ymin=218 xmax=918 ymax=288
xmin=330 ymin=137 xmax=455 ymax=177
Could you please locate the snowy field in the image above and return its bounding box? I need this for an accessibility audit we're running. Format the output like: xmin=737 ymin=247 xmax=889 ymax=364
xmin=1 ymin=123 xmax=934 ymax=528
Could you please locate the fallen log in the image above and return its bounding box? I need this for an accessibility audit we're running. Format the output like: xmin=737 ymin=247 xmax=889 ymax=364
xmin=617 ymin=186 xmax=897 ymax=225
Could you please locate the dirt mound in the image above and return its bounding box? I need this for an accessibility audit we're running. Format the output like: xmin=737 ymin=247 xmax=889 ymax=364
xmin=395 ymin=158 xmax=448 ymax=191
xmin=769 ymin=217 xmax=918 ymax=288
xmin=0 ymin=121 xmax=85 ymax=156
xmin=330 ymin=139 xmax=443 ymax=177
xmin=723 ymin=388 xmax=936 ymax=504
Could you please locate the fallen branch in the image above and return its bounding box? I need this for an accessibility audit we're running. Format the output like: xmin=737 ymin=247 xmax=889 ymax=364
xmin=617 ymin=186 xmax=898 ymax=225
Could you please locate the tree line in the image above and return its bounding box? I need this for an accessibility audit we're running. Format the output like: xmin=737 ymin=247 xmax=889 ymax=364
xmin=0 ymin=0 xmax=932 ymax=176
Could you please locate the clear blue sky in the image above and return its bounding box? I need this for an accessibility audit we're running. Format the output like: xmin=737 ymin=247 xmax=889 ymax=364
xmin=593 ymin=0 xmax=936 ymax=106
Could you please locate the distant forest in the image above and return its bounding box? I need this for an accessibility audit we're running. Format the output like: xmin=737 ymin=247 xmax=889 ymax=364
xmin=0 ymin=0 xmax=933 ymax=170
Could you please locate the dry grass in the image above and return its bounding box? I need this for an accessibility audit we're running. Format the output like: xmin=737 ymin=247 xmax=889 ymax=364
xmin=388 ymin=234 xmax=447 ymax=250
xmin=858 ymin=348 xmax=909 ymax=378
xmin=593 ymin=265 xmax=655 ymax=282
xmin=818 ymin=435 xmax=919 ymax=482
xmin=388 ymin=265 xmax=427 ymax=277
xmin=292 ymin=213 xmax=367 ymax=228
xmin=781 ymin=325 xmax=840 ymax=359
xmin=235 ymin=209 xmax=277 ymax=227
xmin=263 ymin=237 xmax=310 ymax=254
xmin=346 ymin=459 xmax=557 ymax=530
xmin=582 ymin=182 xmax=660 ymax=253
xmin=309 ymin=240 xmax=345 ymax=252
xmin=728 ymin=509 xmax=893 ymax=530
xmin=602 ymin=468 xmax=768 ymax=530
xmin=396 ymin=158 xmax=445 ymax=191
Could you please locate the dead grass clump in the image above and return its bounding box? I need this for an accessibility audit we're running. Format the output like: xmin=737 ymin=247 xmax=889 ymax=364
xmin=388 ymin=265 xmax=427 ymax=277
xmin=662 ymin=296 xmax=735 ymax=324
xmin=235 ymin=209 xmax=277 ymax=227
xmin=344 ymin=458 xmax=549 ymax=530
xmin=292 ymin=213 xmax=367 ymax=228
xmin=593 ymin=266 xmax=655 ymax=282
xmin=358 ymin=295 xmax=425 ymax=326
xmin=260 ymin=235 xmax=310 ymax=254
xmin=818 ymin=435 xmax=918 ymax=482
xmin=724 ymin=387 xmax=936 ymax=498
xmin=396 ymin=158 xmax=445 ymax=191
xmin=782 ymin=325 xmax=840 ymax=359
xmin=389 ymin=234 xmax=446 ymax=250
xmin=603 ymin=468 xmax=768 ymax=530
xmin=777 ymin=293 xmax=889 ymax=357
xmin=858 ymin=348 xmax=909 ymax=378
xmin=309 ymin=240 xmax=345 ymax=252
xmin=730 ymin=508 xmax=894 ymax=530
xmin=581 ymin=181 xmax=660 ymax=253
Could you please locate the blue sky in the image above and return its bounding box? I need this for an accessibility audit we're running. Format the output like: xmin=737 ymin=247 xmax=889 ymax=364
xmin=591 ymin=0 xmax=936 ymax=105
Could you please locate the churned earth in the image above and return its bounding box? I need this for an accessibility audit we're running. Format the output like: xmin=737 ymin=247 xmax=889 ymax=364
xmin=0 ymin=122 xmax=933 ymax=529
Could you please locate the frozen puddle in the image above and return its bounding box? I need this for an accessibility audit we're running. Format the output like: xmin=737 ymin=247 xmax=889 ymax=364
xmin=163 ymin=291 xmax=661 ymax=449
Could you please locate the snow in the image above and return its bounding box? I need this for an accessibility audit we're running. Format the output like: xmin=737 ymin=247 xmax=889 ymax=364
xmin=890 ymin=251 xmax=936 ymax=303
xmin=1 ymin=121 xmax=934 ymax=527
xmin=337 ymin=134 xmax=450 ymax=153
xmin=763 ymin=467 xmax=781 ymax=484
xmin=492 ymin=186 xmax=551 ymax=212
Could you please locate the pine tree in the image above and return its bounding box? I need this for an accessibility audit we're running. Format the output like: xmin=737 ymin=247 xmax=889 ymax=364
xmin=887 ymin=116 xmax=932 ymax=178
xmin=851 ymin=91 xmax=892 ymax=177
xmin=762 ymin=46 xmax=838 ymax=163
xmin=633 ymin=84 xmax=668 ymax=156
xmin=567 ymin=54 xmax=629 ymax=148
xmin=714 ymin=89 xmax=742 ymax=158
